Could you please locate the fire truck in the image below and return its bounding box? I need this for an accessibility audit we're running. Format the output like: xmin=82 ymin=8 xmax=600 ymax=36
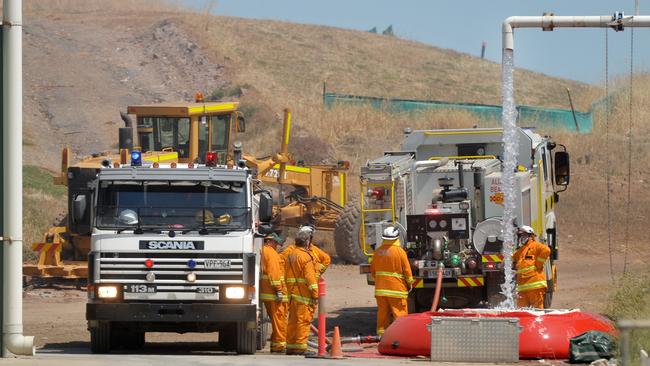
xmin=84 ymin=148 xmax=273 ymax=354
xmin=340 ymin=127 xmax=570 ymax=311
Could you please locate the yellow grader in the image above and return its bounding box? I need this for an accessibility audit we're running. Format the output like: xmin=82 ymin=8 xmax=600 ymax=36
xmin=24 ymin=97 xmax=349 ymax=279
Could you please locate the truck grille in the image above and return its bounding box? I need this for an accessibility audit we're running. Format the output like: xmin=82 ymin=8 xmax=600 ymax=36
xmin=97 ymin=252 xmax=244 ymax=288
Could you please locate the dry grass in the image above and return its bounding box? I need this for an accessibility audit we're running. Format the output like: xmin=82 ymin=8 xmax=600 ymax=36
xmin=552 ymin=73 xmax=650 ymax=241
xmin=178 ymin=14 xmax=598 ymax=113
xmin=21 ymin=0 xmax=180 ymax=13
xmin=22 ymin=167 xmax=66 ymax=262
xmin=605 ymin=273 xmax=650 ymax=362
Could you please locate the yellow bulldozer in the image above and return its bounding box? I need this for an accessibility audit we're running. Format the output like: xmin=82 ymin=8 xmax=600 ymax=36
xmin=24 ymin=96 xmax=350 ymax=280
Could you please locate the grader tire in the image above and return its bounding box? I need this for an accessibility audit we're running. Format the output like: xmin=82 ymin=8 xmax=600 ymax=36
xmin=334 ymin=200 xmax=365 ymax=264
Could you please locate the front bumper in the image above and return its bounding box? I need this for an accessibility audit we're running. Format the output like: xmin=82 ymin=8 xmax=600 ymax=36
xmin=87 ymin=302 xmax=256 ymax=323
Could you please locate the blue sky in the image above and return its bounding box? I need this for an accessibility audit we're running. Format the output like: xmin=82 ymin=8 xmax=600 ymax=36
xmin=186 ymin=0 xmax=648 ymax=85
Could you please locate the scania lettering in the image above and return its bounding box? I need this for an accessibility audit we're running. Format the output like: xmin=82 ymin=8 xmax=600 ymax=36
xmin=140 ymin=241 xmax=203 ymax=250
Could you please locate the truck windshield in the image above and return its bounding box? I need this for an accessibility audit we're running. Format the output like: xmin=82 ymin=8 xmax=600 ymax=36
xmin=95 ymin=180 xmax=249 ymax=231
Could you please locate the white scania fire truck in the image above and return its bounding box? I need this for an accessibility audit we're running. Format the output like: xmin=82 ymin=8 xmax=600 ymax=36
xmin=83 ymin=150 xmax=273 ymax=354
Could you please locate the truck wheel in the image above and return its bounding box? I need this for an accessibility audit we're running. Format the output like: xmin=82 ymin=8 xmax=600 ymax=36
xmin=256 ymin=305 xmax=270 ymax=350
xmin=407 ymin=292 xmax=417 ymax=314
xmin=90 ymin=321 xmax=112 ymax=354
xmin=334 ymin=200 xmax=365 ymax=264
xmin=122 ymin=331 xmax=145 ymax=350
xmin=236 ymin=321 xmax=257 ymax=355
xmin=485 ymin=272 xmax=506 ymax=308
xmin=411 ymin=288 xmax=433 ymax=313
xmin=219 ymin=325 xmax=236 ymax=351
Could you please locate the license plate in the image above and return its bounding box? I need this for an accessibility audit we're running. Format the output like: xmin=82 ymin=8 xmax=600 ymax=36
xmin=204 ymin=259 xmax=231 ymax=269
xmin=429 ymin=269 xmax=453 ymax=278
xmin=196 ymin=286 xmax=216 ymax=294
xmin=125 ymin=284 xmax=156 ymax=293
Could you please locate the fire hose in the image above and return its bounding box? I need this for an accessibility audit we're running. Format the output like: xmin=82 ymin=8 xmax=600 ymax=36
xmin=430 ymin=266 xmax=444 ymax=311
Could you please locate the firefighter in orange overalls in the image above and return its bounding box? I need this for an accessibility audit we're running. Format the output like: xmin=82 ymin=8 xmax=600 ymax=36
xmin=513 ymin=225 xmax=551 ymax=308
xmin=281 ymin=225 xmax=331 ymax=278
xmin=284 ymin=229 xmax=319 ymax=355
xmin=370 ymin=226 xmax=414 ymax=336
xmin=260 ymin=232 xmax=288 ymax=353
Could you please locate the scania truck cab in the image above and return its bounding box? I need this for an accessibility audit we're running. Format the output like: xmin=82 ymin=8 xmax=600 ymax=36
xmin=84 ymin=152 xmax=273 ymax=354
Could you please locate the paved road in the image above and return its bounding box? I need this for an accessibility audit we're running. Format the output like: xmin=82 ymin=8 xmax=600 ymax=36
xmin=1 ymin=346 xmax=420 ymax=366
xmin=0 ymin=342 xmax=526 ymax=366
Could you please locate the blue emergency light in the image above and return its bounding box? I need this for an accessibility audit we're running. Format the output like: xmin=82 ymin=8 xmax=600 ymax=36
xmin=187 ymin=259 xmax=197 ymax=269
xmin=131 ymin=151 xmax=142 ymax=166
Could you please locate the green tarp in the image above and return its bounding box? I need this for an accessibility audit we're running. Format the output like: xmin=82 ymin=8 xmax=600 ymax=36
xmin=569 ymin=331 xmax=616 ymax=363
xmin=323 ymin=92 xmax=597 ymax=133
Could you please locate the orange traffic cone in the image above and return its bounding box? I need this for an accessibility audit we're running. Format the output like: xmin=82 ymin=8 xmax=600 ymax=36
xmin=328 ymin=326 xmax=343 ymax=359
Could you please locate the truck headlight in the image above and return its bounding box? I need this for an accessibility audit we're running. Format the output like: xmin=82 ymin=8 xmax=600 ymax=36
xmin=225 ymin=286 xmax=245 ymax=299
xmin=97 ymin=285 xmax=118 ymax=299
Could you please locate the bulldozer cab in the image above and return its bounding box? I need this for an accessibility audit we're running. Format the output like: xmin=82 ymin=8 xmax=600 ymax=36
xmin=127 ymin=101 xmax=244 ymax=164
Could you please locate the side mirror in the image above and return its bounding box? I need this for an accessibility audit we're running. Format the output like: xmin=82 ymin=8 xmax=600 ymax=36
xmin=236 ymin=115 xmax=246 ymax=133
xmin=554 ymin=151 xmax=570 ymax=189
xmin=258 ymin=191 xmax=273 ymax=223
xmin=72 ymin=195 xmax=87 ymax=223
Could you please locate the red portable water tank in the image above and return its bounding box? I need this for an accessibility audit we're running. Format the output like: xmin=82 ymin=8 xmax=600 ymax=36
xmin=378 ymin=309 xmax=616 ymax=359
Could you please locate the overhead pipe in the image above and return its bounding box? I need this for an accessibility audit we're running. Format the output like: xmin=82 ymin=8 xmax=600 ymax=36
xmin=2 ymin=0 xmax=35 ymax=357
xmin=502 ymin=14 xmax=650 ymax=51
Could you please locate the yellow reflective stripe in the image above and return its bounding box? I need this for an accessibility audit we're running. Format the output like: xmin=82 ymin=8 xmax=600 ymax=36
xmin=260 ymin=293 xmax=278 ymax=301
xmin=261 ymin=274 xmax=269 ymax=279
xmin=290 ymin=294 xmax=315 ymax=304
xmin=309 ymin=284 xmax=319 ymax=290
xmin=271 ymin=341 xmax=286 ymax=346
xmin=286 ymin=343 xmax=308 ymax=350
xmin=261 ymin=292 xmax=288 ymax=301
xmin=286 ymin=278 xmax=306 ymax=284
xmin=270 ymin=280 xmax=282 ymax=286
xmin=536 ymin=257 xmax=547 ymax=263
xmin=517 ymin=280 xmax=548 ymax=292
xmin=516 ymin=265 xmax=536 ymax=274
xmin=375 ymin=271 xmax=405 ymax=279
xmin=375 ymin=289 xmax=409 ymax=298
xmin=406 ymin=277 xmax=414 ymax=285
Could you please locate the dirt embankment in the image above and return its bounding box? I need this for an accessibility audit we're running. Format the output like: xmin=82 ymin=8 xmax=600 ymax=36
xmin=24 ymin=14 xmax=227 ymax=170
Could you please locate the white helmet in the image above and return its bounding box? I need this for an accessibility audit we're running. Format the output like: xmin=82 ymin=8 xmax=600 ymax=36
xmin=382 ymin=226 xmax=400 ymax=240
xmin=517 ymin=225 xmax=535 ymax=236
xmin=298 ymin=225 xmax=315 ymax=235
xmin=118 ymin=209 xmax=139 ymax=225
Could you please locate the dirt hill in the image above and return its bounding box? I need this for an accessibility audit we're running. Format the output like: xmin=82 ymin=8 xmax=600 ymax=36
xmin=21 ymin=1 xmax=598 ymax=170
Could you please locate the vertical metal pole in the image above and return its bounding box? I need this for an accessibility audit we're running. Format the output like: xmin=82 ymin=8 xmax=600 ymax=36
xmin=0 ymin=25 xmax=3 ymax=356
xmin=621 ymin=329 xmax=630 ymax=366
xmin=2 ymin=0 xmax=34 ymax=356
